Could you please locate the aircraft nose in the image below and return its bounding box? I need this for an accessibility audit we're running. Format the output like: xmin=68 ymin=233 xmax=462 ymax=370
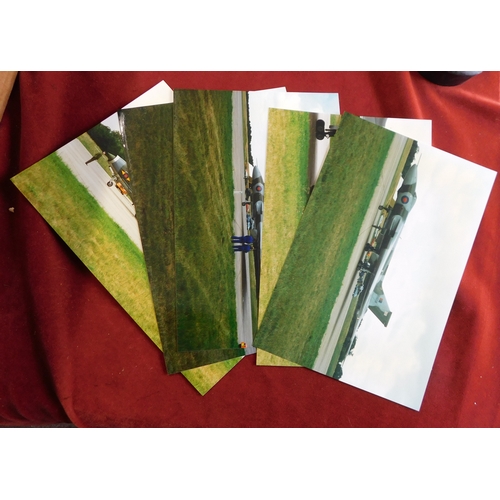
xmin=252 ymin=165 xmax=262 ymax=179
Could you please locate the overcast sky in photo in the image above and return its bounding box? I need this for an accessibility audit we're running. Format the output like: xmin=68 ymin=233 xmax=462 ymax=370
xmin=248 ymin=89 xmax=340 ymax=179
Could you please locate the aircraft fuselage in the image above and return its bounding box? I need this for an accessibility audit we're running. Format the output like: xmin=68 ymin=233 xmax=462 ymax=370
xmin=354 ymin=163 xmax=418 ymax=328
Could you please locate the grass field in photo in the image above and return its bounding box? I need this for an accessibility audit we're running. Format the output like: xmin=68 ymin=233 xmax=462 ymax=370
xmin=254 ymin=113 xmax=395 ymax=368
xmin=258 ymin=109 xmax=311 ymax=325
xmin=11 ymin=151 xmax=161 ymax=348
xmin=173 ymin=90 xmax=239 ymax=351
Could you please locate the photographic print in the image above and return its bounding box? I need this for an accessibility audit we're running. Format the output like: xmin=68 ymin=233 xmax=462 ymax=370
xmin=247 ymin=90 xmax=340 ymax=306
xmin=170 ymin=89 xmax=256 ymax=352
xmin=11 ymin=118 xmax=162 ymax=348
xmin=256 ymin=115 xmax=432 ymax=366
xmin=253 ymin=112 xmax=496 ymax=409
xmin=257 ymin=109 xmax=341 ymax=330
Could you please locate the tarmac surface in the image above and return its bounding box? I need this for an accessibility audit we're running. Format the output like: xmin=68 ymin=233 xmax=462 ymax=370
xmin=57 ymin=140 xmax=142 ymax=250
xmin=231 ymin=91 xmax=256 ymax=354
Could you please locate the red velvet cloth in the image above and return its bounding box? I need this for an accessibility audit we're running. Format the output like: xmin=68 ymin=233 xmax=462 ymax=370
xmin=1 ymin=71 xmax=499 ymax=427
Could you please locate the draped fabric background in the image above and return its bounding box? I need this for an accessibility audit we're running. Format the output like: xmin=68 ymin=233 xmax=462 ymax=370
xmin=1 ymin=71 xmax=499 ymax=427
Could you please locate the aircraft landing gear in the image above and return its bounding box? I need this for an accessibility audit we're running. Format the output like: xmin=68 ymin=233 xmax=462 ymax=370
xmin=357 ymin=261 xmax=371 ymax=272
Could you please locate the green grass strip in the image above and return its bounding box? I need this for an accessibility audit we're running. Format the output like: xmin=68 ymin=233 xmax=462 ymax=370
xmin=173 ymin=90 xmax=239 ymax=351
xmin=258 ymin=109 xmax=311 ymax=325
xmin=11 ymin=151 xmax=161 ymax=348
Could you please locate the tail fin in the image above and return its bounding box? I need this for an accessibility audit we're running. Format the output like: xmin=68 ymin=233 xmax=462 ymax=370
xmin=368 ymin=281 xmax=392 ymax=327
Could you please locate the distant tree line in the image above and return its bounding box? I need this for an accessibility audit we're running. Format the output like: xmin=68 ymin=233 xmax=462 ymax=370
xmin=246 ymin=92 xmax=254 ymax=165
xmin=88 ymin=123 xmax=126 ymax=160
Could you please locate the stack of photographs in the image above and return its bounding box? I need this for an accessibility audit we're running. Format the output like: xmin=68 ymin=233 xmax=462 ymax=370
xmin=11 ymin=81 xmax=496 ymax=409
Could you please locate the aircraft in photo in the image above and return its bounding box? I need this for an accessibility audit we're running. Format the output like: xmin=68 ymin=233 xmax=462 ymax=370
xmin=354 ymin=161 xmax=418 ymax=329
xmin=250 ymin=163 xmax=264 ymax=229
xmin=104 ymin=152 xmax=133 ymax=199
xmin=244 ymin=163 xmax=264 ymax=296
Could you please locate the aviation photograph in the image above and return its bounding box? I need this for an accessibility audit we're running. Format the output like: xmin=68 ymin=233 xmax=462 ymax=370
xmin=165 ymin=89 xmax=254 ymax=353
xmin=255 ymin=115 xmax=433 ymax=371
xmin=338 ymin=138 xmax=496 ymax=410
xmin=11 ymin=114 xmax=162 ymax=352
xmin=253 ymin=112 xmax=496 ymax=410
xmin=246 ymin=89 xmax=340 ymax=306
